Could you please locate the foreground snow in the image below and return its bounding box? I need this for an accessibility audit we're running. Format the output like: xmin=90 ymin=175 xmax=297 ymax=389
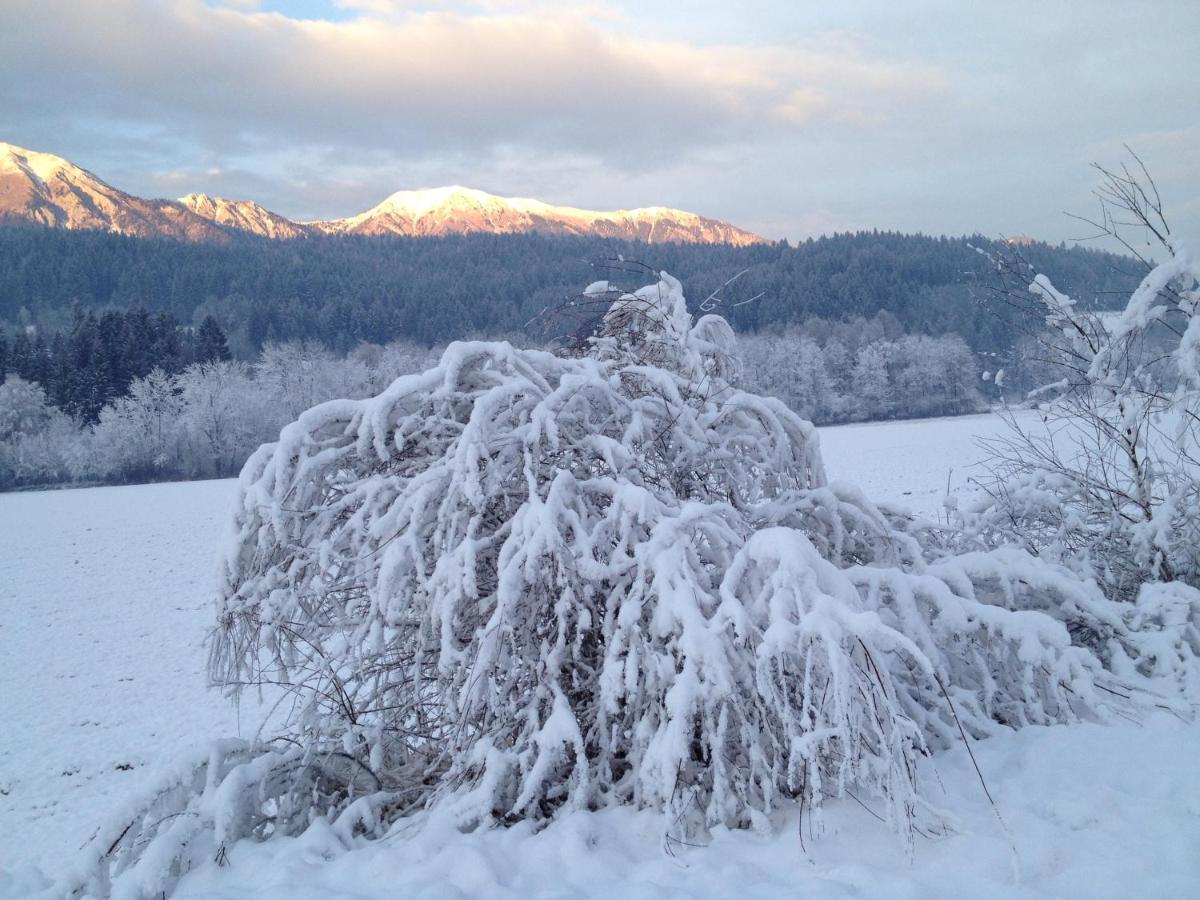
xmin=0 ymin=481 xmax=276 ymax=880
xmin=167 ymin=715 xmax=1198 ymax=899
xmin=2 ymin=413 xmax=1196 ymax=897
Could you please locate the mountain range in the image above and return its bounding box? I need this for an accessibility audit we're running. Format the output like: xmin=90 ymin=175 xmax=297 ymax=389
xmin=0 ymin=143 xmax=765 ymax=246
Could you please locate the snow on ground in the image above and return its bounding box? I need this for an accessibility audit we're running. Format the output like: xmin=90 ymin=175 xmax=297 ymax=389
xmin=819 ymin=410 xmax=1016 ymax=518
xmin=1 ymin=412 xmax=1196 ymax=897
xmin=169 ymin=714 xmax=1200 ymax=899
xmin=0 ymin=481 xmax=276 ymax=880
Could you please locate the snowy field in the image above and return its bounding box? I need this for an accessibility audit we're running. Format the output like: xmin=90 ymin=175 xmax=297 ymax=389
xmin=0 ymin=481 xmax=279 ymax=887
xmin=818 ymin=411 xmax=1011 ymax=517
xmin=2 ymin=411 xmax=1197 ymax=897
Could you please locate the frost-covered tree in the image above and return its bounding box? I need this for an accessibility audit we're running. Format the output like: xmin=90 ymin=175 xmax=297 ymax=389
xmin=61 ymin=273 xmax=1196 ymax=899
xmin=86 ymin=369 xmax=187 ymax=480
xmin=969 ymin=159 xmax=1200 ymax=604
xmin=0 ymin=375 xmax=76 ymax=488
xmin=852 ymin=342 xmax=891 ymax=419
xmin=177 ymin=361 xmax=264 ymax=477
xmin=739 ymin=331 xmax=833 ymax=421
xmin=256 ymin=341 xmax=376 ymax=423
xmin=0 ymin=374 xmax=58 ymax=441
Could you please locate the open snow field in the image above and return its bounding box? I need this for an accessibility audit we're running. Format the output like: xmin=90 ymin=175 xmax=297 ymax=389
xmin=818 ymin=411 xmax=1011 ymax=517
xmin=2 ymin=411 xmax=1197 ymax=897
xmin=0 ymin=481 xmax=279 ymax=888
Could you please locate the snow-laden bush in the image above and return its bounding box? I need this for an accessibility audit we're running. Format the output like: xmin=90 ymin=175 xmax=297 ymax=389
xmin=962 ymin=162 xmax=1200 ymax=697
xmin=967 ymin=248 xmax=1200 ymax=598
xmin=62 ymin=274 xmax=1193 ymax=899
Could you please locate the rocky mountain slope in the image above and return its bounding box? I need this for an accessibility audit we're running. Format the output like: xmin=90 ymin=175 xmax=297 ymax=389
xmin=0 ymin=143 xmax=227 ymax=241
xmin=176 ymin=192 xmax=306 ymax=240
xmin=0 ymin=143 xmax=765 ymax=245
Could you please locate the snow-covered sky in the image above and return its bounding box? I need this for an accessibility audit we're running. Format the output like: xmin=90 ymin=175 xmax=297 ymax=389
xmin=3 ymin=0 xmax=1197 ymax=242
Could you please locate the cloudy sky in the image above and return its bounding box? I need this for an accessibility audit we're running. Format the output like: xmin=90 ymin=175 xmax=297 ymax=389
xmin=3 ymin=0 xmax=1196 ymax=243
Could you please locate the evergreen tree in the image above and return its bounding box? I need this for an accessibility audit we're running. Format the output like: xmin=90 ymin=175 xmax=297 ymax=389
xmin=10 ymin=330 xmax=32 ymax=381
xmin=151 ymin=313 xmax=183 ymax=374
xmin=64 ymin=311 xmax=110 ymax=423
xmin=196 ymin=315 xmax=232 ymax=363
xmin=97 ymin=311 xmax=128 ymax=401
xmin=48 ymin=333 xmax=70 ymax=410
xmin=29 ymin=333 xmax=52 ymax=388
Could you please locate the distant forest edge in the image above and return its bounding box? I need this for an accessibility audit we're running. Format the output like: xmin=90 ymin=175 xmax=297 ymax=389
xmin=0 ymin=226 xmax=1141 ymax=358
xmin=0 ymin=225 xmax=1150 ymax=489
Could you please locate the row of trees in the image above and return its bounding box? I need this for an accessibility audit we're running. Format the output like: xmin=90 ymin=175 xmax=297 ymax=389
xmin=0 ymin=311 xmax=231 ymax=423
xmin=740 ymin=326 xmax=985 ymax=422
xmin=0 ymin=227 xmax=1138 ymax=356
xmin=0 ymin=340 xmax=438 ymax=489
xmin=0 ymin=323 xmax=993 ymax=489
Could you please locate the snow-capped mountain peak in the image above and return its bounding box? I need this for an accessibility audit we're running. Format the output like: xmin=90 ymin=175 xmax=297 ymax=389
xmin=316 ymin=185 xmax=765 ymax=245
xmin=376 ymin=185 xmax=501 ymax=213
xmin=0 ymin=142 xmax=76 ymax=184
xmin=0 ymin=142 xmax=227 ymax=241
xmin=0 ymin=143 xmax=768 ymax=245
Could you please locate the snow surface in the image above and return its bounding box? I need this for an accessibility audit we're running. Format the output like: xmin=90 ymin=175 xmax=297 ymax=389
xmin=169 ymin=715 xmax=1200 ymax=899
xmin=818 ymin=411 xmax=1013 ymax=517
xmin=2 ymin=412 xmax=1197 ymax=897
xmin=0 ymin=481 xmax=277 ymax=882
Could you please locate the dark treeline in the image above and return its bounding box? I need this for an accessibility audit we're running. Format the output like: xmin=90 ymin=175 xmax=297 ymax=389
xmin=0 ymin=226 xmax=1140 ymax=359
xmin=0 ymin=310 xmax=231 ymax=423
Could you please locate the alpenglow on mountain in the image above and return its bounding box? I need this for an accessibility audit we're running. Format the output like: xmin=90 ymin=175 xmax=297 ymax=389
xmin=0 ymin=142 xmax=226 ymax=241
xmin=0 ymin=143 xmax=766 ymax=245
xmin=308 ymin=185 xmax=766 ymax=245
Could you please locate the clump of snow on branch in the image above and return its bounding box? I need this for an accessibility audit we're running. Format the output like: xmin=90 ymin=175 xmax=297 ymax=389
xmin=66 ymin=272 xmax=1193 ymax=898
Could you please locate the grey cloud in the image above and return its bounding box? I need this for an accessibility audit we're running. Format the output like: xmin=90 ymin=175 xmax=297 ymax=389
xmin=0 ymin=1 xmax=943 ymax=167
xmin=0 ymin=0 xmax=1196 ymax=242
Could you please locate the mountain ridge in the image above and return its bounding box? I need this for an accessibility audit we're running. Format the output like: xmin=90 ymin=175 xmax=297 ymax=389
xmin=0 ymin=142 xmax=228 ymax=242
xmin=0 ymin=143 xmax=766 ymax=246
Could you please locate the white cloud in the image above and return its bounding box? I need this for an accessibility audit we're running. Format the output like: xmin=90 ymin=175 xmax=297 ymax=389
xmin=0 ymin=0 xmax=1195 ymax=241
xmin=0 ymin=0 xmax=946 ymax=165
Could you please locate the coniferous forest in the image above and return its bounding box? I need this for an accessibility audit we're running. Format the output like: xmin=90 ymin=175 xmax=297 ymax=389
xmin=0 ymin=223 xmax=1146 ymax=489
xmin=0 ymin=225 xmax=1138 ymax=355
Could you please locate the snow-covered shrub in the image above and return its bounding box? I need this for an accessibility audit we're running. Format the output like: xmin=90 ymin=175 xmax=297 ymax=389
xmin=51 ymin=739 xmax=392 ymax=900
xmin=207 ymin=274 xmax=1143 ymax=833
xmin=963 ymin=164 xmax=1200 ymax=695
xmin=967 ymin=249 xmax=1200 ymax=595
xmin=66 ymin=272 xmax=1193 ymax=898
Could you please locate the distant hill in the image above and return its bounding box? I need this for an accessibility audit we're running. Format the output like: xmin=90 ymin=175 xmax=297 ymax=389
xmin=0 ymin=224 xmax=1142 ymax=358
xmin=0 ymin=143 xmax=764 ymax=245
